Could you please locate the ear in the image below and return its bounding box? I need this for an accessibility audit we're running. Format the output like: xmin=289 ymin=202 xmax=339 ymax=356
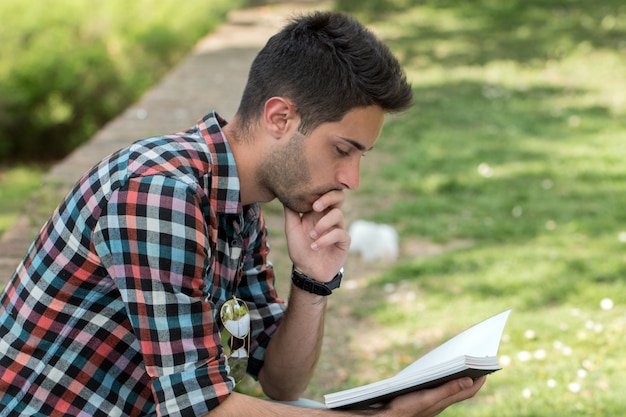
xmin=263 ymin=97 xmax=300 ymax=139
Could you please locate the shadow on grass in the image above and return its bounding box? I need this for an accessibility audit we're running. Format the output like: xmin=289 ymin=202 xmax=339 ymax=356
xmin=358 ymin=79 xmax=626 ymax=310
xmin=337 ymin=0 xmax=626 ymax=66
xmin=365 ymin=79 xmax=626 ymax=242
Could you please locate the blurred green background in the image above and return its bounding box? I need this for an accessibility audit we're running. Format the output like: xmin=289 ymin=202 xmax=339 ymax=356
xmin=322 ymin=1 xmax=626 ymax=416
xmin=0 ymin=0 xmax=243 ymax=162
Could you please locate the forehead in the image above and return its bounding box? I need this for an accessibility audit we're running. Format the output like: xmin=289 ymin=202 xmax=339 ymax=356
xmin=314 ymin=106 xmax=385 ymax=148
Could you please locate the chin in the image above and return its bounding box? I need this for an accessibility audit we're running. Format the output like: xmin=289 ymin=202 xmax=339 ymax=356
xmin=279 ymin=197 xmax=314 ymax=214
xmin=288 ymin=203 xmax=315 ymax=215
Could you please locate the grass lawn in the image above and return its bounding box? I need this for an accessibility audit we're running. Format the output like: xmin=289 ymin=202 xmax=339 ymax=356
xmin=320 ymin=0 xmax=626 ymax=415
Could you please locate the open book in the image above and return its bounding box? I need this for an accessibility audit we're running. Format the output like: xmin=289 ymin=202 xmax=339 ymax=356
xmin=324 ymin=309 xmax=511 ymax=409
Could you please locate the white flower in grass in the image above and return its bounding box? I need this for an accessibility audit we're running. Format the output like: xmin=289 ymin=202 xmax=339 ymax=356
xmin=522 ymin=388 xmax=532 ymax=399
xmin=524 ymin=329 xmax=535 ymax=339
xmin=533 ymin=349 xmax=547 ymax=360
xmin=577 ymin=369 xmax=587 ymax=378
xmin=547 ymin=379 xmax=557 ymax=388
xmin=618 ymin=232 xmax=626 ymax=243
xmin=500 ymin=354 xmax=512 ymax=366
xmin=478 ymin=163 xmax=493 ymax=178
xmin=568 ymin=382 xmax=581 ymax=393
xmin=517 ymin=350 xmax=532 ymax=362
xmin=554 ymin=340 xmax=573 ymax=355
xmin=600 ymin=298 xmax=614 ymax=310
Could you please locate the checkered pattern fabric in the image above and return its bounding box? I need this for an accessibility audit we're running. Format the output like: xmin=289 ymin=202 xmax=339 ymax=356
xmin=0 ymin=111 xmax=286 ymax=417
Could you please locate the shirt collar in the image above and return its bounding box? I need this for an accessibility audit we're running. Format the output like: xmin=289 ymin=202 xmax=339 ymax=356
xmin=196 ymin=111 xmax=242 ymax=215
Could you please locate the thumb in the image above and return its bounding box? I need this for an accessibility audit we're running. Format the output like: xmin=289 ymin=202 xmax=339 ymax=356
xmin=283 ymin=205 xmax=301 ymax=233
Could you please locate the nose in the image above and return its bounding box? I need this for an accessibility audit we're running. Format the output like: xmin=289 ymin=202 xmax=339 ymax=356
xmin=338 ymin=158 xmax=361 ymax=190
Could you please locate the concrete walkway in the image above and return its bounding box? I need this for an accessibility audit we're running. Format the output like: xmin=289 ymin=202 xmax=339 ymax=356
xmin=0 ymin=2 xmax=320 ymax=285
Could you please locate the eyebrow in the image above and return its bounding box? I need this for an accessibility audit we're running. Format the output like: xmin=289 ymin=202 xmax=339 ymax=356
xmin=339 ymin=137 xmax=374 ymax=152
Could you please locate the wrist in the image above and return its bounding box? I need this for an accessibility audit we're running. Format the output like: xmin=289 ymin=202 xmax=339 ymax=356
xmin=291 ymin=266 xmax=343 ymax=296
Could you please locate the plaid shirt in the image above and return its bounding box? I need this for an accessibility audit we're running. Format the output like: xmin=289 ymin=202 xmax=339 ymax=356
xmin=0 ymin=111 xmax=286 ymax=417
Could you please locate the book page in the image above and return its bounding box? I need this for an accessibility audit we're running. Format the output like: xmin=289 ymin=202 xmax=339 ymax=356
xmin=396 ymin=309 xmax=511 ymax=377
xmin=325 ymin=309 xmax=511 ymax=409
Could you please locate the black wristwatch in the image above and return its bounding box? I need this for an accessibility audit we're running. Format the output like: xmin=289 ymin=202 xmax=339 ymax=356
xmin=291 ymin=266 xmax=343 ymax=296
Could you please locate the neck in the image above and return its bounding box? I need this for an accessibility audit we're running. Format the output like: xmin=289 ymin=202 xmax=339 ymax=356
xmin=222 ymin=119 xmax=274 ymax=206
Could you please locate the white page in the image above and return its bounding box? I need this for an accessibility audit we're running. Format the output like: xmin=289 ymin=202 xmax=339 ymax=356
xmin=396 ymin=309 xmax=511 ymax=377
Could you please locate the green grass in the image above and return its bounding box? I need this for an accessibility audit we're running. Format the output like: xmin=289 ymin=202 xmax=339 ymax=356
xmin=326 ymin=1 xmax=626 ymax=415
xmin=0 ymin=165 xmax=46 ymax=236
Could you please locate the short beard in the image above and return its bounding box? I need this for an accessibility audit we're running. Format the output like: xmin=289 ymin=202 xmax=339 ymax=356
xmin=257 ymin=131 xmax=315 ymax=213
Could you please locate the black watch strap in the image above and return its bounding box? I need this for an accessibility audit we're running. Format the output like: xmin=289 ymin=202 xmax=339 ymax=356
xmin=291 ymin=266 xmax=343 ymax=296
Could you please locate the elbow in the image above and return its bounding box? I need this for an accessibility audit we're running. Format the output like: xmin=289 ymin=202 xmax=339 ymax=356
xmin=258 ymin=369 xmax=306 ymax=402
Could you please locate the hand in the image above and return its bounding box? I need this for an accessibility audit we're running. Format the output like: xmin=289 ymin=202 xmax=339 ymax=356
xmin=381 ymin=377 xmax=486 ymax=417
xmin=283 ymin=190 xmax=349 ymax=281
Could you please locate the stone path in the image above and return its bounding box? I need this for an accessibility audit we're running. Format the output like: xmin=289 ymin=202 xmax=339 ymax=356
xmin=0 ymin=2 xmax=319 ymax=285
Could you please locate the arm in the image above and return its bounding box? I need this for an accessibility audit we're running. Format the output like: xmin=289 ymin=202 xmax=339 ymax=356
xmin=258 ymin=191 xmax=350 ymax=400
xmin=207 ymin=377 xmax=486 ymax=417
xmin=208 ymin=189 xmax=487 ymax=416
xmin=94 ymin=176 xmax=233 ymax=416
xmin=258 ymin=280 xmax=329 ymax=400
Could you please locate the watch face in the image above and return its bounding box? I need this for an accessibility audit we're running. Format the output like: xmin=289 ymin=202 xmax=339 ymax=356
xmin=326 ymin=270 xmax=343 ymax=290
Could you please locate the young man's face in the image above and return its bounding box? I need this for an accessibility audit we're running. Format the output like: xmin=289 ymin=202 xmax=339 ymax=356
xmin=259 ymin=105 xmax=385 ymax=213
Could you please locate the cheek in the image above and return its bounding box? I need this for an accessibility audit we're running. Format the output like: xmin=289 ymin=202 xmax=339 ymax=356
xmin=309 ymin=157 xmax=338 ymax=181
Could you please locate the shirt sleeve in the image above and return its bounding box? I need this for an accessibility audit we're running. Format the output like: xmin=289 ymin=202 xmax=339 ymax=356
xmin=92 ymin=175 xmax=232 ymax=417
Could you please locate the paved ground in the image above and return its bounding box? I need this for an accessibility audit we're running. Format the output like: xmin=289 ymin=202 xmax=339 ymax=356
xmin=0 ymin=2 xmax=319 ymax=285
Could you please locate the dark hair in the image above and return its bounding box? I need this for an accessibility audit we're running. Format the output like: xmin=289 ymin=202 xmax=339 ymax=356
xmin=235 ymin=11 xmax=413 ymax=135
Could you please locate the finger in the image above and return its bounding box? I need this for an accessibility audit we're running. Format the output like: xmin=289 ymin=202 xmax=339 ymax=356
xmin=388 ymin=376 xmax=486 ymax=417
xmin=428 ymin=377 xmax=486 ymax=413
xmin=283 ymin=205 xmax=301 ymax=233
xmin=308 ymin=208 xmax=344 ymax=240
xmin=459 ymin=376 xmax=486 ymax=398
xmin=313 ymin=190 xmax=345 ymax=212
xmin=310 ymin=227 xmax=350 ymax=252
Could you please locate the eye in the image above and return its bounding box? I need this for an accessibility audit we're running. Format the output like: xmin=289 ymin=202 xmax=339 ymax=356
xmin=336 ymin=146 xmax=350 ymax=157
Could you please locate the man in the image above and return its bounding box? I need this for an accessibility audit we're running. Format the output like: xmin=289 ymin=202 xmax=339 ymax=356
xmin=0 ymin=11 xmax=484 ymax=417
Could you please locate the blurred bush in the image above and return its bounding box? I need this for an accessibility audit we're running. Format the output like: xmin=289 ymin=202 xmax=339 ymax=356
xmin=0 ymin=0 xmax=243 ymax=162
